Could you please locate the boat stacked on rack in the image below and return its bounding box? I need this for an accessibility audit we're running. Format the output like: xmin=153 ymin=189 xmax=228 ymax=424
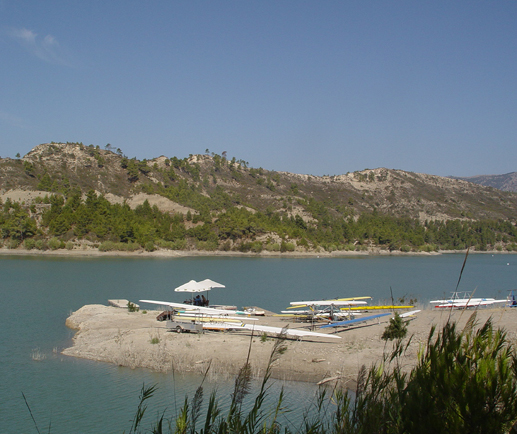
xmin=281 ymin=297 xmax=371 ymax=322
xmin=141 ymin=279 xmax=421 ymax=339
xmin=139 ymin=299 xmax=342 ymax=340
xmin=431 ymin=291 xmax=508 ymax=309
xmin=277 ymin=296 xmax=420 ymax=331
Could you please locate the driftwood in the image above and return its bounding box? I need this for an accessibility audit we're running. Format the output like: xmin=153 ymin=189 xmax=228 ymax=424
xmin=317 ymin=375 xmax=342 ymax=385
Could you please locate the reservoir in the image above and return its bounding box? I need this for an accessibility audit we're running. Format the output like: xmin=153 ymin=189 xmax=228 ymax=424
xmin=0 ymin=253 xmax=514 ymax=433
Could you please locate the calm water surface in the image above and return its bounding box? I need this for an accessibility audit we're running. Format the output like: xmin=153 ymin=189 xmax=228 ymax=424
xmin=0 ymin=253 xmax=515 ymax=433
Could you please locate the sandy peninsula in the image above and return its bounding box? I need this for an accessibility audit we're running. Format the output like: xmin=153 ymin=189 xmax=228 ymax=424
xmin=63 ymin=304 xmax=517 ymax=388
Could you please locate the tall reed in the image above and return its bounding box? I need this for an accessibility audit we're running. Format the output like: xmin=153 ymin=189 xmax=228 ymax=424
xmin=132 ymin=315 xmax=517 ymax=434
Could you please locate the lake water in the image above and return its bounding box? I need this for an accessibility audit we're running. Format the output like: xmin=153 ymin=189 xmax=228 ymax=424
xmin=0 ymin=253 xmax=515 ymax=433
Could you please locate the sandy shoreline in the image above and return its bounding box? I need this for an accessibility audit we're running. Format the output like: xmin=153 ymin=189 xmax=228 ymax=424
xmin=1 ymin=245 xmax=514 ymax=259
xmin=62 ymin=304 xmax=517 ymax=388
xmin=0 ymin=246 xmax=431 ymax=258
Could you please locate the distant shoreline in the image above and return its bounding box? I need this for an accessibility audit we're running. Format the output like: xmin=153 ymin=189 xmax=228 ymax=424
xmin=0 ymin=246 xmax=514 ymax=259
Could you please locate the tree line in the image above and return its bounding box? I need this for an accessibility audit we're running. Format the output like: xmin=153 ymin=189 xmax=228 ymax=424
xmin=1 ymin=189 xmax=516 ymax=253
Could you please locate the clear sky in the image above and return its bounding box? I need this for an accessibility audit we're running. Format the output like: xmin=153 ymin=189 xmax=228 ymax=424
xmin=1 ymin=1 xmax=516 ymax=177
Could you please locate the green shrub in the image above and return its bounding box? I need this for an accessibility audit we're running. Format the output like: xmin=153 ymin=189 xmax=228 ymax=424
xmin=280 ymin=241 xmax=295 ymax=252
xmin=7 ymin=239 xmax=20 ymax=249
xmin=381 ymin=312 xmax=408 ymax=341
xmin=125 ymin=242 xmax=141 ymax=252
xmin=265 ymin=242 xmax=280 ymax=252
xmin=35 ymin=239 xmax=47 ymax=250
xmin=324 ymin=243 xmax=336 ymax=252
xmin=155 ymin=239 xmax=173 ymax=249
xmin=99 ymin=241 xmax=141 ymax=252
xmin=48 ymin=237 xmax=61 ymax=250
xmin=156 ymin=239 xmax=187 ymax=251
xmin=297 ymin=238 xmax=309 ymax=250
xmin=24 ymin=239 xmax=36 ymax=250
xmin=392 ymin=314 xmax=517 ymax=432
xmin=219 ymin=240 xmax=232 ymax=251
xmin=196 ymin=240 xmax=218 ymax=251
xmin=98 ymin=241 xmax=116 ymax=252
xmin=172 ymin=239 xmax=187 ymax=250
xmin=127 ymin=302 xmax=139 ymax=312
xmin=236 ymin=241 xmax=252 ymax=252
xmin=250 ymin=241 xmax=263 ymax=253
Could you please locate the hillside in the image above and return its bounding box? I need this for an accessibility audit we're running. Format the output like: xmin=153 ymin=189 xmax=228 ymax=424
xmin=2 ymin=142 xmax=517 ymax=221
xmin=451 ymin=172 xmax=517 ymax=193
xmin=1 ymin=142 xmax=517 ymax=254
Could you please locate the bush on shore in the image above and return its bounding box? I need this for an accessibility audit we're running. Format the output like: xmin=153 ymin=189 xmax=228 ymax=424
xmin=98 ymin=241 xmax=140 ymax=252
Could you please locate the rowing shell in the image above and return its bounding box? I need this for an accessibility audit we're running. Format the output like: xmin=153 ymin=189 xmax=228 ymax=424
xmin=321 ymin=310 xmax=421 ymax=329
xmin=342 ymin=305 xmax=414 ymax=311
xmin=289 ymin=300 xmax=368 ymax=308
xmin=221 ymin=323 xmax=341 ymax=339
xmin=320 ymin=313 xmax=390 ymax=329
xmin=140 ymin=299 xmax=251 ymax=316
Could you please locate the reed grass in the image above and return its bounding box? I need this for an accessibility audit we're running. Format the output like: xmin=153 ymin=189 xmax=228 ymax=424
xmin=123 ymin=314 xmax=517 ymax=434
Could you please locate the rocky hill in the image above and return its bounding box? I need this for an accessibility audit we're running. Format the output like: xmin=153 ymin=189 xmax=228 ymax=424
xmin=1 ymin=143 xmax=516 ymax=254
xmin=451 ymin=173 xmax=517 ymax=193
xmin=1 ymin=142 xmax=516 ymax=222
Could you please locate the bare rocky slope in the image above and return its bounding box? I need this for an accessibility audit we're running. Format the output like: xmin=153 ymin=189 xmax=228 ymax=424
xmin=451 ymin=172 xmax=517 ymax=193
xmin=1 ymin=142 xmax=517 ymax=222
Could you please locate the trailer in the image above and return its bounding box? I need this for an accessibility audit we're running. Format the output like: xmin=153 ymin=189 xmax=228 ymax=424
xmin=166 ymin=319 xmax=204 ymax=334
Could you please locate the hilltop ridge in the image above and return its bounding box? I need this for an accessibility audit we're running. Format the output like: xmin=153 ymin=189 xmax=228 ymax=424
xmin=1 ymin=142 xmax=516 ymax=254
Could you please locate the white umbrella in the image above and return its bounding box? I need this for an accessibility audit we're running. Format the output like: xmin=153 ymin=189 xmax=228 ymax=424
xmin=197 ymin=279 xmax=225 ymax=290
xmin=174 ymin=279 xmax=225 ymax=306
xmin=174 ymin=280 xmax=204 ymax=305
xmin=196 ymin=279 xmax=225 ymax=307
xmin=174 ymin=279 xmax=225 ymax=304
xmin=174 ymin=280 xmax=205 ymax=293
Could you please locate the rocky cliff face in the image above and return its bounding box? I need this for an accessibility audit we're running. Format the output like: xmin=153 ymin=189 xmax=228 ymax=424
xmin=1 ymin=142 xmax=516 ymax=222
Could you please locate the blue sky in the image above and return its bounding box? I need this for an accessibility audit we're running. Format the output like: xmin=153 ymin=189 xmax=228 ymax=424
xmin=1 ymin=1 xmax=516 ymax=177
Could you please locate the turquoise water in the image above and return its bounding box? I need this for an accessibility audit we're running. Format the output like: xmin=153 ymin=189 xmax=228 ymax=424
xmin=0 ymin=253 xmax=515 ymax=433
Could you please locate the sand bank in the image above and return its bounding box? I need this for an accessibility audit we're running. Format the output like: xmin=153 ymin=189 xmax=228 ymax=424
xmin=62 ymin=304 xmax=517 ymax=388
xmin=2 ymin=244 xmax=514 ymax=259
